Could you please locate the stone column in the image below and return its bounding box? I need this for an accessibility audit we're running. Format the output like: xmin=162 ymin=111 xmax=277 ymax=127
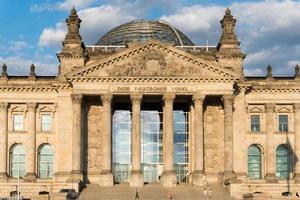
xmin=0 ymin=103 xmax=8 ymax=181
xmin=294 ymin=103 xmax=300 ymax=182
xmin=265 ymin=103 xmax=276 ymax=182
xmin=191 ymin=94 xmax=205 ymax=186
xmin=25 ymin=103 xmax=37 ymax=181
xmin=71 ymin=94 xmax=83 ymax=180
xmin=222 ymin=95 xmax=235 ymax=182
xmin=130 ymin=94 xmax=143 ymax=187
xmin=161 ymin=93 xmax=177 ymax=187
xmin=99 ymin=94 xmax=113 ymax=186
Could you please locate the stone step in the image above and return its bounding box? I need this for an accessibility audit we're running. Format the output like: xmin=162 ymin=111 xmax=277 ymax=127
xmin=79 ymin=183 xmax=232 ymax=200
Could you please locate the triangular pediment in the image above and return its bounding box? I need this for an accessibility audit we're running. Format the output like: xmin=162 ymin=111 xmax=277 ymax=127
xmin=66 ymin=40 xmax=240 ymax=80
xmin=249 ymin=107 xmax=264 ymax=113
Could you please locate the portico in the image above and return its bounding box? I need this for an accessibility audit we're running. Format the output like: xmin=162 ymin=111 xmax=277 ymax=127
xmin=70 ymin=85 xmax=235 ymax=187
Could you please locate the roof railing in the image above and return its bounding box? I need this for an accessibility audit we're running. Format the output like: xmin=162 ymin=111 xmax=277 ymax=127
xmin=86 ymin=45 xmax=217 ymax=52
xmin=86 ymin=45 xmax=126 ymax=51
xmin=175 ymin=45 xmax=217 ymax=52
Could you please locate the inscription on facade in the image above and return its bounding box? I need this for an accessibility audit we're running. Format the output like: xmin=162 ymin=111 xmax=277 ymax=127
xmin=115 ymin=86 xmax=190 ymax=93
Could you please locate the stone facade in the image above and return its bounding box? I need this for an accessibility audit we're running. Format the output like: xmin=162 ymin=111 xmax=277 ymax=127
xmin=0 ymin=7 xmax=300 ymax=199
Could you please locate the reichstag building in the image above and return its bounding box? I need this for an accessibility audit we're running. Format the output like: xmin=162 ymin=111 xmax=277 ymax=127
xmin=0 ymin=7 xmax=300 ymax=199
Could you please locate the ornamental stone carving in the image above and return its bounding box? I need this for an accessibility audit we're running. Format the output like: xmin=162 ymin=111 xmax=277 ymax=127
xmin=26 ymin=103 xmax=37 ymax=112
xmin=101 ymin=94 xmax=113 ymax=103
xmin=0 ymin=103 xmax=8 ymax=111
xmin=86 ymin=104 xmax=102 ymax=171
xmin=105 ymin=48 xmax=214 ymax=77
xmin=294 ymin=103 xmax=300 ymax=112
xmin=222 ymin=94 xmax=234 ymax=105
xmin=163 ymin=93 xmax=175 ymax=104
xmin=192 ymin=94 xmax=205 ymax=105
xmin=71 ymin=94 xmax=83 ymax=104
xmin=130 ymin=94 xmax=143 ymax=104
xmin=204 ymin=106 xmax=223 ymax=173
xmin=265 ymin=103 xmax=276 ymax=113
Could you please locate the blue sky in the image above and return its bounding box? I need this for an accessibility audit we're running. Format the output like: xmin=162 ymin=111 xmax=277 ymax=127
xmin=0 ymin=0 xmax=299 ymax=76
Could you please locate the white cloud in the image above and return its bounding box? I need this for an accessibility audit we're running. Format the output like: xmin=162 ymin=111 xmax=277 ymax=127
xmin=39 ymin=22 xmax=67 ymax=48
xmin=57 ymin=0 xmax=97 ymax=10
xmin=38 ymin=5 xmax=134 ymax=48
xmin=31 ymin=0 xmax=97 ymax=12
xmin=161 ymin=5 xmax=224 ymax=33
xmin=78 ymin=5 xmax=134 ymax=44
xmin=0 ymin=55 xmax=58 ymax=76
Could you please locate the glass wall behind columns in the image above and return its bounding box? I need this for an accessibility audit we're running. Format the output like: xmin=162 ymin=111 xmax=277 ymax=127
xmin=112 ymin=104 xmax=132 ymax=183
xmin=141 ymin=103 xmax=163 ymax=183
xmin=173 ymin=104 xmax=189 ymax=183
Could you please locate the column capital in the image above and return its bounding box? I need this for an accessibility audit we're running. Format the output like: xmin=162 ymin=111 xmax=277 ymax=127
xmin=71 ymin=94 xmax=83 ymax=104
xmin=163 ymin=93 xmax=175 ymax=104
xmin=192 ymin=93 xmax=205 ymax=104
xmin=130 ymin=93 xmax=143 ymax=104
xmin=265 ymin=103 xmax=276 ymax=113
xmin=0 ymin=103 xmax=8 ymax=111
xmin=101 ymin=93 xmax=113 ymax=104
xmin=294 ymin=103 xmax=300 ymax=112
xmin=26 ymin=103 xmax=37 ymax=112
xmin=222 ymin=94 xmax=234 ymax=105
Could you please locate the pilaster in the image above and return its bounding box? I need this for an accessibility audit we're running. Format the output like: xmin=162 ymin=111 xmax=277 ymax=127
xmin=161 ymin=93 xmax=177 ymax=187
xmin=191 ymin=93 xmax=206 ymax=186
xmin=0 ymin=103 xmax=8 ymax=181
xmin=99 ymin=94 xmax=113 ymax=186
xmin=25 ymin=103 xmax=37 ymax=181
xmin=222 ymin=94 xmax=236 ymax=182
xmin=71 ymin=94 xmax=83 ymax=181
xmin=265 ymin=103 xmax=277 ymax=182
xmin=294 ymin=103 xmax=300 ymax=182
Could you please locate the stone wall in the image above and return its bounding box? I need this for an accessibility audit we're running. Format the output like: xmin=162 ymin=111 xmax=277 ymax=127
xmin=204 ymin=98 xmax=224 ymax=182
xmin=83 ymin=98 xmax=103 ymax=183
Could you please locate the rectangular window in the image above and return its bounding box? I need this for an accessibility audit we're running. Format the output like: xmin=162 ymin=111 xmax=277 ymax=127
xmin=13 ymin=114 xmax=24 ymax=131
xmin=279 ymin=115 xmax=288 ymax=132
xmin=41 ymin=114 xmax=52 ymax=131
xmin=251 ymin=115 xmax=260 ymax=132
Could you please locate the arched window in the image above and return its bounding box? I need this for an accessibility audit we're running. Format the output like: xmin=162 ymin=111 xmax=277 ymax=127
xmin=248 ymin=144 xmax=262 ymax=179
xmin=10 ymin=144 xmax=26 ymax=178
xmin=38 ymin=144 xmax=53 ymax=178
xmin=276 ymin=145 xmax=291 ymax=179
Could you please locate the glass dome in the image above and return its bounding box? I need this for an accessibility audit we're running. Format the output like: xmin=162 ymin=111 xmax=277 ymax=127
xmin=96 ymin=19 xmax=194 ymax=46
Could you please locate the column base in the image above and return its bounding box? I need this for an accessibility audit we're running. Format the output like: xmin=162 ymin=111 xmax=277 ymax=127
xmin=191 ymin=170 xmax=207 ymax=186
xmin=0 ymin=172 xmax=8 ymax=182
xmin=129 ymin=170 xmax=144 ymax=187
xmin=265 ymin=173 xmax=277 ymax=183
xmin=161 ymin=170 xmax=177 ymax=187
xmin=99 ymin=170 xmax=113 ymax=187
xmin=24 ymin=172 xmax=37 ymax=182
xmin=223 ymin=170 xmax=236 ymax=185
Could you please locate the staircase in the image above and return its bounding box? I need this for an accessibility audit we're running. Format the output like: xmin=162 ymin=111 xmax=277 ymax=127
xmin=79 ymin=183 xmax=232 ymax=200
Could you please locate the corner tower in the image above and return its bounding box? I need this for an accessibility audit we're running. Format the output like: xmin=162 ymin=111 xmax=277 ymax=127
xmin=216 ymin=8 xmax=245 ymax=76
xmin=57 ymin=7 xmax=86 ymax=80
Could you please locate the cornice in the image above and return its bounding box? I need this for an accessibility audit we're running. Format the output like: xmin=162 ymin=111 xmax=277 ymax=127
xmin=249 ymin=87 xmax=300 ymax=93
xmin=0 ymin=81 xmax=72 ymax=92
xmin=67 ymin=76 xmax=237 ymax=84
